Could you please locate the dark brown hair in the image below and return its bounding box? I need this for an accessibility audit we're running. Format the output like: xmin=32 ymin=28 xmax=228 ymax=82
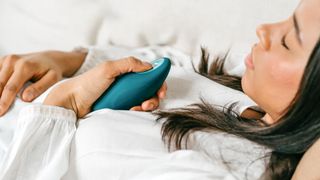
xmin=154 ymin=40 xmax=320 ymax=179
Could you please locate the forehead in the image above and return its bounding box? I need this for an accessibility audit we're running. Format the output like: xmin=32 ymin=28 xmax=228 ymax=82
xmin=296 ymin=0 xmax=320 ymax=49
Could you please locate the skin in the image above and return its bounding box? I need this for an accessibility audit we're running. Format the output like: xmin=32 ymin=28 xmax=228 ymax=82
xmin=0 ymin=51 xmax=87 ymax=115
xmin=0 ymin=51 xmax=166 ymax=116
xmin=241 ymin=0 xmax=320 ymax=178
xmin=241 ymin=0 xmax=320 ymax=124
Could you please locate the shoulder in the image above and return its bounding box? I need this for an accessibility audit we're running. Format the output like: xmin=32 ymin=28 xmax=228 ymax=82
xmin=292 ymin=138 xmax=320 ymax=180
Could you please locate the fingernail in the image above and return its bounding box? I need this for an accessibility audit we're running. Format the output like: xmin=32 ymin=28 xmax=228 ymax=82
xmin=24 ymin=92 xmax=34 ymax=101
xmin=160 ymin=92 xmax=166 ymax=100
xmin=143 ymin=62 xmax=152 ymax=66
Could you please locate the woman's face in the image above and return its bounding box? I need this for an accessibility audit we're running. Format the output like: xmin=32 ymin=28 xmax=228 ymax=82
xmin=241 ymin=0 xmax=320 ymax=123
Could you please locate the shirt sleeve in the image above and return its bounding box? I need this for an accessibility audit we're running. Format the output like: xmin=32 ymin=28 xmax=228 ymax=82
xmin=0 ymin=104 xmax=77 ymax=180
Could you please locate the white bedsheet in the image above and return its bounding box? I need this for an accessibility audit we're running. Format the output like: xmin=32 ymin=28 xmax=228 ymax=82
xmin=61 ymin=109 xmax=268 ymax=180
xmin=0 ymin=46 xmax=268 ymax=179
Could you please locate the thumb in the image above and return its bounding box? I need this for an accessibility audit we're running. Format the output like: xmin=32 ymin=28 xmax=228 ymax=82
xmin=111 ymin=57 xmax=152 ymax=76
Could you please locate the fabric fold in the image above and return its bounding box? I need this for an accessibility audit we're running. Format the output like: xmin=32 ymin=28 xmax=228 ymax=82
xmin=0 ymin=105 xmax=76 ymax=180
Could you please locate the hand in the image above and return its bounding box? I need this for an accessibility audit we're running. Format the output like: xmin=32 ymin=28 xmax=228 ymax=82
xmin=44 ymin=57 xmax=167 ymax=118
xmin=129 ymin=82 xmax=167 ymax=111
xmin=0 ymin=51 xmax=86 ymax=116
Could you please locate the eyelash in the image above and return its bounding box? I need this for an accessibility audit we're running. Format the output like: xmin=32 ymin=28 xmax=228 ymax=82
xmin=281 ymin=34 xmax=289 ymax=50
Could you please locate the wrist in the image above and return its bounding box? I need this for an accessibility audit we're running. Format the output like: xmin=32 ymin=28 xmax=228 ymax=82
xmin=43 ymin=50 xmax=87 ymax=77
xmin=43 ymin=83 xmax=78 ymax=116
xmin=63 ymin=51 xmax=87 ymax=77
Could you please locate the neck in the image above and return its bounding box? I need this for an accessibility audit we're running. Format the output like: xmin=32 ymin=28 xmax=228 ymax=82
xmin=262 ymin=113 xmax=277 ymax=124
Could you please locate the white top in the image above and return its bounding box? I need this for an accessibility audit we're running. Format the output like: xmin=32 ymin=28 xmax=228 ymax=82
xmin=0 ymin=46 xmax=267 ymax=180
xmin=0 ymin=105 xmax=76 ymax=180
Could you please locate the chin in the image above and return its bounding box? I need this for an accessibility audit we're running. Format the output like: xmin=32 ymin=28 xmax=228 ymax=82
xmin=241 ymin=71 xmax=256 ymax=101
xmin=241 ymin=71 xmax=250 ymax=95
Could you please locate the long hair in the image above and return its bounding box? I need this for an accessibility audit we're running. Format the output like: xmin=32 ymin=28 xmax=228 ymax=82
xmin=154 ymin=39 xmax=320 ymax=180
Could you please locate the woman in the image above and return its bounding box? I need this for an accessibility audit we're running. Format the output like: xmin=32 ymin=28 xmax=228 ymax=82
xmin=155 ymin=0 xmax=320 ymax=179
xmin=0 ymin=0 xmax=319 ymax=179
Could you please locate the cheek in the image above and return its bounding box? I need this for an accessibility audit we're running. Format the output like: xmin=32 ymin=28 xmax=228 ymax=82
xmin=242 ymin=53 xmax=305 ymax=114
xmin=266 ymin=61 xmax=302 ymax=89
xmin=253 ymin=51 xmax=304 ymax=94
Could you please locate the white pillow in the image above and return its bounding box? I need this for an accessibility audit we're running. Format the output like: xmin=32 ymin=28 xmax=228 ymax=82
xmin=96 ymin=0 xmax=299 ymax=55
xmin=0 ymin=0 xmax=299 ymax=57
xmin=0 ymin=0 xmax=106 ymax=54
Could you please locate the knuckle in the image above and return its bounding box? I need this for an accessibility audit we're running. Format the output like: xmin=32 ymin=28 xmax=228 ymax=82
xmin=4 ymin=84 xmax=18 ymax=93
xmin=50 ymin=70 xmax=61 ymax=82
xmin=126 ymin=56 xmax=140 ymax=64
xmin=5 ymin=54 xmax=19 ymax=61
xmin=28 ymin=86 xmax=40 ymax=95
xmin=18 ymin=60 xmax=31 ymax=67
xmin=98 ymin=61 xmax=116 ymax=78
xmin=16 ymin=60 xmax=33 ymax=71
xmin=4 ymin=54 xmax=19 ymax=65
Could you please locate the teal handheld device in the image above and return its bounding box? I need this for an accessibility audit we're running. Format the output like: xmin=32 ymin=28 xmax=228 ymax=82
xmin=92 ymin=57 xmax=171 ymax=111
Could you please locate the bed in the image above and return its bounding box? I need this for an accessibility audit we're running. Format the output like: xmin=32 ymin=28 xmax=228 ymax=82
xmin=0 ymin=0 xmax=299 ymax=179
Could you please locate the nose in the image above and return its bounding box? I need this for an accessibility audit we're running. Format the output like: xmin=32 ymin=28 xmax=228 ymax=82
xmin=256 ymin=24 xmax=271 ymax=50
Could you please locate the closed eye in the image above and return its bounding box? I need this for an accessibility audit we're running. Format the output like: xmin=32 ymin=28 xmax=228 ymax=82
xmin=281 ymin=34 xmax=289 ymax=50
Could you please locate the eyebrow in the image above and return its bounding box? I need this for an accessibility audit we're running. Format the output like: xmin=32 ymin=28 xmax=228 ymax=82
xmin=293 ymin=13 xmax=302 ymax=46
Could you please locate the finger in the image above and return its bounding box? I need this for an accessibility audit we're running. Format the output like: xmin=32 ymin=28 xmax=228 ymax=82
xmin=111 ymin=57 xmax=153 ymax=77
xmin=0 ymin=56 xmax=6 ymax=68
xmin=141 ymin=96 xmax=160 ymax=111
xmin=130 ymin=106 xmax=143 ymax=111
xmin=0 ymin=62 xmax=15 ymax=96
xmin=157 ymin=82 xmax=167 ymax=99
xmin=0 ymin=58 xmax=4 ymax=70
xmin=22 ymin=70 xmax=61 ymax=102
xmin=0 ymin=71 xmax=32 ymax=116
